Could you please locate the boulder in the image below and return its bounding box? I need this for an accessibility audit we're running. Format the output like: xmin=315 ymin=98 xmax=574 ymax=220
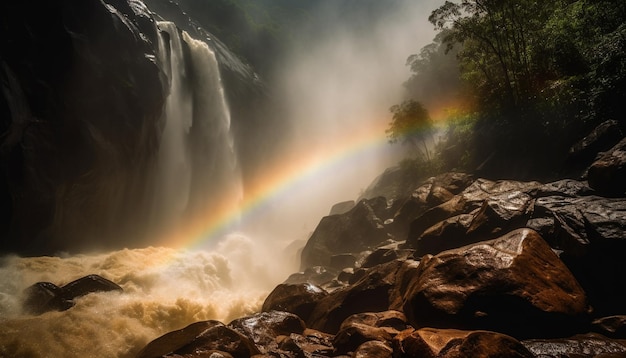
xmin=587 ymin=137 xmax=626 ymax=196
xmin=530 ymin=195 xmax=626 ymax=315
xmin=353 ymin=341 xmax=393 ymax=358
xmin=284 ymin=266 xmax=337 ymax=287
xmin=329 ymin=201 xmax=356 ymax=215
xmin=402 ymin=229 xmax=590 ymax=338
xmin=522 ymin=333 xmax=626 ymax=357
xmin=360 ymin=247 xmax=414 ymax=268
xmin=338 ymin=311 xmax=410 ymax=337
xmin=408 ymin=178 xmax=542 ymax=246
xmin=393 ymin=328 xmax=533 ymax=358
xmin=353 ymin=340 xmax=393 ymax=358
xmin=536 ymin=179 xmax=595 ymax=198
xmin=22 ymin=274 xmax=122 ymax=315
xmin=228 ymin=311 xmax=306 ymax=354
xmin=307 ymin=260 xmax=406 ymax=334
xmin=568 ymin=120 xmax=624 ymax=171
xmin=592 ymin=316 xmax=626 ymax=339
xmin=138 ymin=320 xmax=259 ymax=358
xmin=333 ymin=323 xmax=392 ymax=355
xmin=329 ymin=254 xmax=357 ymax=270
xmin=261 ymin=283 xmax=328 ymax=322
xmin=136 ymin=320 xmax=224 ymax=358
xmin=278 ymin=329 xmax=335 ymax=357
xmin=300 ymin=197 xmax=392 ymax=269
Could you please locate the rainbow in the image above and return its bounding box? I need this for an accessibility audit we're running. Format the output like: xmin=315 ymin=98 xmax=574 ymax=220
xmin=157 ymin=101 xmax=466 ymax=250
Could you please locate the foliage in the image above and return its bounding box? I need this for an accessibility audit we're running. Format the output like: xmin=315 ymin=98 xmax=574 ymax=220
xmin=396 ymin=0 xmax=626 ymax=180
xmin=387 ymin=100 xmax=434 ymax=160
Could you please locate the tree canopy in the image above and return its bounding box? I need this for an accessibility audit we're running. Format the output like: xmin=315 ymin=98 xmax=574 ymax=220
xmin=395 ymin=0 xmax=626 ymax=179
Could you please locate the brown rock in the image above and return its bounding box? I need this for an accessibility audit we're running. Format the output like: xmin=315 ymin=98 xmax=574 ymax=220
xmin=333 ymin=323 xmax=392 ymax=355
xmin=300 ymin=197 xmax=391 ymax=269
xmin=261 ymin=283 xmax=328 ymax=322
xmin=353 ymin=340 xmax=393 ymax=358
xmin=137 ymin=320 xmax=224 ymax=358
xmin=339 ymin=311 xmax=410 ymax=336
xmin=522 ymin=333 xmax=626 ymax=357
xmin=402 ymin=229 xmax=590 ymax=338
xmin=171 ymin=324 xmax=260 ymax=358
xmin=228 ymin=311 xmax=305 ymax=354
xmin=393 ymin=328 xmax=533 ymax=358
xmin=593 ymin=316 xmax=626 ymax=339
xmin=587 ymin=137 xmax=626 ymax=197
xmin=307 ymin=260 xmax=405 ymax=334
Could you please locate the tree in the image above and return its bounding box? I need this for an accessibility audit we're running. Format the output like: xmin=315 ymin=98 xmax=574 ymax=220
xmin=429 ymin=0 xmax=558 ymax=110
xmin=386 ymin=100 xmax=433 ymax=160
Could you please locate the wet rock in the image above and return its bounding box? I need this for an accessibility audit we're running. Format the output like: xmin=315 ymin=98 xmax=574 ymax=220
xmin=568 ymin=120 xmax=624 ymax=168
xmin=329 ymin=201 xmax=356 ymax=215
xmin=281 ymin=329 xmax=335 ymax=357
xmin=413 ymin=212 xmax=476 ymax=257
xmin=228 ymin=311 xmax=306 ymax=354
xmin=407 ymin=178 xmax=542 ymax=247
xmin=307 ymin=260 xmax=405 ymax=334
xmin=360 ymin=247 xmax=414 ymax=268
xmin=522 ymin=333 xmax=626 ymax=357
xmin=338 ymin=311 xmax=410 ymax=337
xmin=333 ymin=323 xmax=392 ymax=355
xmin=353 ymin=340 xmax=393 ymax=358
xmin=261 ymin=283 xmax=328 ymax=322
xmin=300 ymin=197 xmax=392 ymax=269
xmin=592 ymin=316 xmax=626 ymax=339
xmin=537 ymin=179 xmax=595 ymax=198
xmin=22 ymin=282 xmax=72 ymax=315
xmin=531 ymin=195 xmax=626 ymax=315
xmin=393 ymin=328 xmax=533 ymax=358
xmin=22 ymin=274 xmax=122 ymax=315
xmin=337 ymin=268 xmax=354 ymax=283
xmin=402 ymin=229 xmax=590 ymax=338
xmin=284 ymin=266 xmax=337 ymax=287
xmin=587 ymin=137 xmax=626 ymax=196
xmin=136 ymin=320 xmax=224 ymax=358
xmin=329 ymin=254 xmax=357 ymax=270
xmin=173 ymin=324 xmax=260 ymax=358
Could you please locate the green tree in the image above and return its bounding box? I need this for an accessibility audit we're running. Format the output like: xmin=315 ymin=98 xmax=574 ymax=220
xmin=387 ymin=100 xmax=434 ymax=160
xmin=429 ymin=0 xmax=558 ymax=109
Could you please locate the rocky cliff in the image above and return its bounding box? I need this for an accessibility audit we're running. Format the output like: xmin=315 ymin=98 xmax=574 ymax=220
xmin=139 ymin=123 xmax=626 ymax=357
xmin=0 ymin=0 xmax=267 ymax=255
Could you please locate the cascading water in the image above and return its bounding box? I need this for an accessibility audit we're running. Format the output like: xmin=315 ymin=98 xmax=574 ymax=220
xmin=152 ymin=22 xmax=242 ymax=236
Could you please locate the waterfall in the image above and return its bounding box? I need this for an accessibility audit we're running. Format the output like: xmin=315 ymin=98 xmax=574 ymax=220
xmin=153 ymin=22 xmax=242 ymax=236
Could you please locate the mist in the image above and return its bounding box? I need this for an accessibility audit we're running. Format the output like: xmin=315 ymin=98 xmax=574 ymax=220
xmin=247 ymin=0 xmax=440 ymax=241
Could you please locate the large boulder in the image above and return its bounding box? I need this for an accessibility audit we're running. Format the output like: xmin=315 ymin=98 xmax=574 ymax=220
xmin=530 ymin=195 xmax=626 ymax=315
xmin=393 ymin=328 xmax=533 ymax=358
xmin=137 ymin=320 xmax=260 ymax=358
xmin=22 ymin=274 xmax=122 ymax=315
xmin=261 ymin=283 xmax=328 ymax=322
xmin=407 ymin=178 xmax=541 ymax=247
xmin=567 ymin=120 xmax=624 ymax=172
xmin=388 ymin=172 xmax=473 ymax=239
xmin=306 ymin=260 xmax=408 ymax=334
xmin=228 ymin=311 xmax=306 ymax=354
xmin=402 ymin=229 xmax=590 ymax=338
xmin=587 ymin=137 xmax=626 ymax=196
xmin=522 ymin=333 xmax=626 ymax=357
xmin=300 ymin=197 xmax=392 ymax=270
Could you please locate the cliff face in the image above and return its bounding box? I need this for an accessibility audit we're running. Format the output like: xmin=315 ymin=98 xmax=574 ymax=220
xmin=0 ymin=0 xmax=265 ymax=255
xmin=0 ymin=0 xmax=166 ymax=254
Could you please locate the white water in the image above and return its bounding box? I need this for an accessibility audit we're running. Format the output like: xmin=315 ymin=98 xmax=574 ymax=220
xmin=151 ymin=22 xmax=242 ymax=235
xmin=0 ymin=236 xmax=292 ymax=358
